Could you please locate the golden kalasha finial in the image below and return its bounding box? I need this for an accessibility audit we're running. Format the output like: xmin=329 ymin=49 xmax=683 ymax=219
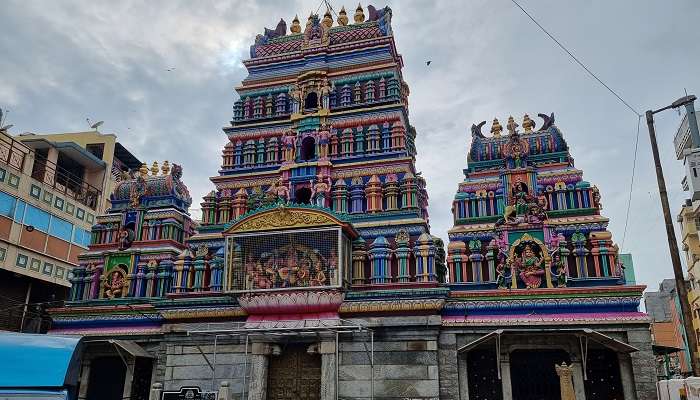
xmin=139 ymin=163 xmax=149 ymax=177
xmin=490 ymin=118 xmax=502 ymax=137
xmin=354 ymin=3 xmax=365 ymax=23
xmin=322 ymin=9 xmax=333 ymax=28
xmin=290 ymin=15 xmax=301 ymax=34
xmin=161 ymin=160 xmax=171 ymax=175
xmin=506 ymin=116 xmax=519 ymax=135
xmin=337 ymin=6 xmax=348 ymax=26
xmin=151 ymin=161 xmax=159 ymax=176
xmin=522 ymin=114 xmax=535 ymax=133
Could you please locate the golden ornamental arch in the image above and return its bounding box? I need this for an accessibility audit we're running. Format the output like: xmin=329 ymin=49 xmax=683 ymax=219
xmin=224 ymin=206 xmax=351 ymax=234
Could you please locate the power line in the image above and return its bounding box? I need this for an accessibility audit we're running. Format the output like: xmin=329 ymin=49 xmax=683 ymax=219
xmin=510 ymin=0 xmax=644 ymax=252
xmin=510 ymin=0 xmax=641 ymax=118
xmin=621 ymin=115 xmax=642 ymax=250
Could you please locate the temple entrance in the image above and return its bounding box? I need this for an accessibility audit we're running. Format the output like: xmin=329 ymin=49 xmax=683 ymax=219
xmin=585 ymin=349 xmax=624 ymax=400
xmin=86 ymin=356 xmax=126 ymax=400
xmin=510 ymin=349 xmax=570 ymax=400
xmin=466 ymin=349 xmax=503 ymax=400
xmin=267 ymin=344 xmax=321 ymax=400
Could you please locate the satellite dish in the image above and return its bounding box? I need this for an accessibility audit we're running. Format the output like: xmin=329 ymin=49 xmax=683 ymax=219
xmin=91 ymin=121 xmax=104 ymax=130
xmin=0 ymin=124 xmax=13 ymax=131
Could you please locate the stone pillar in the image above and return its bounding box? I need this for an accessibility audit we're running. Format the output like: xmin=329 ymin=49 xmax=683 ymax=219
xmin=77 ymin=361 xmax=91 ymax=400
xmin=619 ymin=353 xmax=640 ymax=400
xmin=248 ymin=343 xmax=271 ymax=400
xmin=501 ymin=354 xmax=513 ymax=400
xmin=570 ymin=361 xmax=586 ymax=400
xmin=217 ymin=381 xmax=231 ymax=400
xmin=438 ymin=333 xmax=459 ymax=400
xmin=149 ymin=383 xmax=163 ymax=400
xmin=319 ymin=341 xmax=337 ymax=400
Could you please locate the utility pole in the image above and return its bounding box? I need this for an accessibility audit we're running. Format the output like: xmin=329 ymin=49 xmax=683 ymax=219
xmin=646 ymin=94 xmax=700 ymax=376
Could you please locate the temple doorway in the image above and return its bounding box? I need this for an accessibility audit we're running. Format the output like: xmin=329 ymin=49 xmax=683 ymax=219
xmin=466 ymin=349 xmax=503 ymax=400
xmin=585 ymin=349 xmax=624 ymax=400
xmin=510 ymin=349 xmax=570 ymax=400
xmin=85 ymin=356 xmax=126 ymax=400
xmin=267 ymin=344 xmax=321 ymax=400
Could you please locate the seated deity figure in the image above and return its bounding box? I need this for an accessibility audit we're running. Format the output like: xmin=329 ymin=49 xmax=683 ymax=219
xmin=517 ymin=244 xmax=545 ymax=289
xmin=104 ymin=270 xmax=125 ymax=298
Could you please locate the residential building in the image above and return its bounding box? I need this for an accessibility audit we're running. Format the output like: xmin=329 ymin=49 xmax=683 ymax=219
xmin=645 ymin=279 xmax=692 ymax=379
xmin=676 ymin=106 xmax=700 ymax=363
xmin=0 ymin=128 xmax=140 ymax=332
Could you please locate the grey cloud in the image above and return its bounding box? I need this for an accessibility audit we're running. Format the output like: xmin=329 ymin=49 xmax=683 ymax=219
xmin=2 ymin=0 xmax=700 ymax=291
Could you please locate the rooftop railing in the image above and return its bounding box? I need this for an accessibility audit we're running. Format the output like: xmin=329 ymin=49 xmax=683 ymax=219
xmin=31 ymin=153 xmax=102 ymax=210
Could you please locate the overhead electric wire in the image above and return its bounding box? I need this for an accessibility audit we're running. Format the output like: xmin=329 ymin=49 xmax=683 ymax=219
xmin=621 ymin=115 xmax=642 ymax=250
xmin=510 ymin=0 xmax=643 ymax=251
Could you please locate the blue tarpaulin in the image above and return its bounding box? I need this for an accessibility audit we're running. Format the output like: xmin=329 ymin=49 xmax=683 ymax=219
xmin=0 ymin=332 xmax=82 ymax=389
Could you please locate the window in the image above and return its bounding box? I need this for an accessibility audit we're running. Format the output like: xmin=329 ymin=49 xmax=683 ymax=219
xmin=42 ymin=191 xmax=53 ymax=204
xmin=49 ymin=216 xmax=73 ymax=242
xmin=305 ymin=92 xmax=319 ymax=110
xmin=54 ymin=196 xmax=64 ymax=210
xmin=85 ymin=143 xmax=105 ymax=160
xmin=65 ymin=202 xmax=75 ymax=215
xmin=15 ymin=254 xmax=27 ymax=268
xmin=42 ymin=262 xmax=53 ymax=275
xmin=55 ymin=266 xmax=65 ymax=279
xmin=13 ymin=200 xmax=25 ymax=222
xmin=76 ymin=208 xmax=85 ymax=220
xmin=0 ymin=168 xmax=6 ymax=182
xmin=24 ymin=205 xmax=50 ymax=232
xmin=29 ymin=184 xmax=41 ymax=199
xmin=0 ymin=191 xmax=16 ymax=217
xmin=0 ymin=248 xmax=5 ymax=261
xmin=86 ymin=213 xmax=94 ymax=224
xmin=30 ymin=258 xmax=41 ymax=271
xmin=301 ymin=137 xmax=316 ymax=161
xmin=73 ymin=228 xmax=91 ymax=247
xmin=8 ymin=174 xmax=19 ymax=188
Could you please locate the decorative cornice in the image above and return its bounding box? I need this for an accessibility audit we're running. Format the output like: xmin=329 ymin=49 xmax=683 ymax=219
xmin=340 ymin=298 xmax=444 ymax=314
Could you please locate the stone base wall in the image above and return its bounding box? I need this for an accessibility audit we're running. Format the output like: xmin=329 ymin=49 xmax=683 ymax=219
xmin=81 ymin=320 xmax=655 ymax=400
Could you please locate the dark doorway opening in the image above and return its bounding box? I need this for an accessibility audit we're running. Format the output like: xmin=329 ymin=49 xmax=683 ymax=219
xmin=86 ymin=356 xmax=126 ymax=400
xmin=585 ymin=349 xmax=624 ymax=400
xmin=267 ymin=344 xmax=321 ymax=400
xmin=130 ymin=358 xmax=154 ymax=400
xmin=466 ymin=349 xmax=503 ymax=400
xmin=510 ymin=349 xmax=570 ymax=400
xmin=305 ymin=92 xmax=319 ymax=111
xmin=301 ymin=137 xmax=316 ymax=161
xmin=295 ymin=187 xmax=312 ymax=204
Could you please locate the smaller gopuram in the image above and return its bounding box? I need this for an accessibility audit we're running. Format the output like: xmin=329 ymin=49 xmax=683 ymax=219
xmin=62 ymin=161 xmax=195 ymax=314
xmin=444 ymin=114 xmax=656 ymax=399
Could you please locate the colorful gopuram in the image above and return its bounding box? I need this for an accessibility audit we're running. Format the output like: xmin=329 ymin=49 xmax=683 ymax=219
xmin=46 ymin=5 xmax=656 ymax=400
xmin=444 ymin=114 xmax=655 ymax=399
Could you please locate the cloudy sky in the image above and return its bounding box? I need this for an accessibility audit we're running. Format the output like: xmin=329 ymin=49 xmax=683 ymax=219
xmin=2 ymin=0 xmax=700 ymax=292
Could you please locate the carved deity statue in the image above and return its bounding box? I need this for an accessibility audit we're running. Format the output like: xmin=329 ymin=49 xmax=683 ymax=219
xmin=516 ymin=244 xmax=545 ymax=289
xmin=311 ymin=178 xmax=330 ymax=207
xmin=513 ymin=181 xmax=529 ymax=215
xmin=318 ymin=128 xmax=330 ymax=159
xmin=289 ymin=85 xmax=302 ymax=114
xmin=282 ymin=131 xmax=297 ymax=162
xmin=104 ymin=270 xmax=125 ymax=299
xmin=555 ymin=363 xmax=576 ymax=400
xmin=320 ymin=81 xmax=333 ymax=109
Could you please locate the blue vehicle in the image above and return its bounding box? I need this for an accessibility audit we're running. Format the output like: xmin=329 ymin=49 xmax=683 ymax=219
xmin=0 ymin=333 xmax=82 ymax=400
